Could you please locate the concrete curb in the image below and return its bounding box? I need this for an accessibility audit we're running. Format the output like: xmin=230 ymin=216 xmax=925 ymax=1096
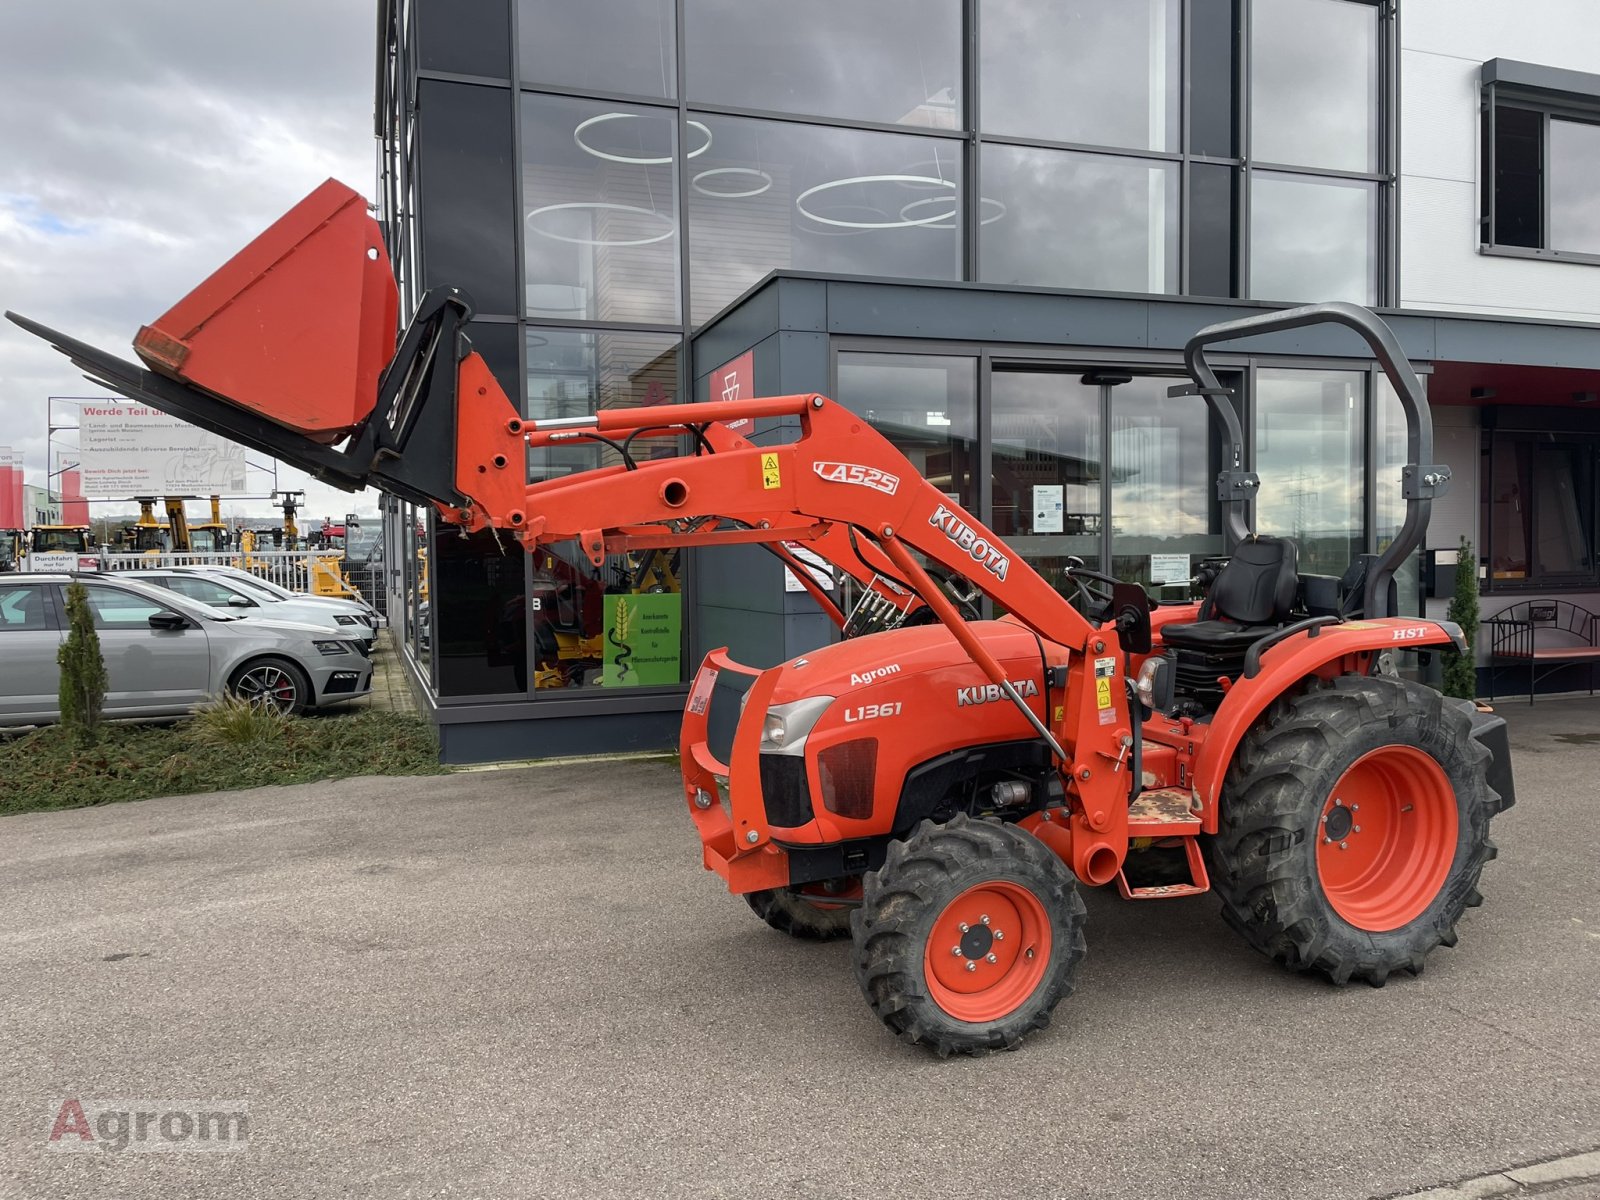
xmin=1395 ymin=1149 xmax=1600 ymax=1199
xmin=450 ymin=750 xmax=678 ymax=773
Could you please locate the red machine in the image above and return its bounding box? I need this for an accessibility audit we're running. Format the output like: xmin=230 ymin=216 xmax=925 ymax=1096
xmin=8 ymin=181 xmax=1515 ymax=1055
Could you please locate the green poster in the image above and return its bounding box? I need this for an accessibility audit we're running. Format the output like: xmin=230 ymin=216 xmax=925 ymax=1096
xmin=602 ymin=593 xmax=682 ymax=687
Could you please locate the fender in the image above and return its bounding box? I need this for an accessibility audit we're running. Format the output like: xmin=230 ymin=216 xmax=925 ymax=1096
xmin=1192 ymin=617 xmax=1466 ymax=828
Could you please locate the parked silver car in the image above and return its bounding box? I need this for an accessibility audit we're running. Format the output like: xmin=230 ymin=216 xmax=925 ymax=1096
xmin=0 ymin=573 xmax=371 ymax=723
xmin=170 ymin=564 xmax=381 ymax=629
xmin=122 ymin=569 xmax=378 ymax=652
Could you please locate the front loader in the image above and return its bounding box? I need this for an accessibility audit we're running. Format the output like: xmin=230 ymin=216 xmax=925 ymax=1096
xmin=8 ymin=180 xmax=1515 ymax=1055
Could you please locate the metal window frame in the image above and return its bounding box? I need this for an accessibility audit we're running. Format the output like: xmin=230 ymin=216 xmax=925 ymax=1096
xmin=1481 ymin=429 xmax=1600 ymax=593
xmin=1479 ymin=62 xmax=1600 ymax=261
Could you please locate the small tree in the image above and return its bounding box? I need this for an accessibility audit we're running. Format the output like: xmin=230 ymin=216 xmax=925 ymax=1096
xmin=1441 ymin=536 xmax=1479 ymax=700
xmin=57 ymin=581 xmax=108 ymax=748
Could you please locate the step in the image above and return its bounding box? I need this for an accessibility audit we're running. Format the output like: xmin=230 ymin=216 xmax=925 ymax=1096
xmin=1118 ymin=789 xmax=1210 ymax=900
xmin=1127 ymin=786 xmax=1202 ymax=835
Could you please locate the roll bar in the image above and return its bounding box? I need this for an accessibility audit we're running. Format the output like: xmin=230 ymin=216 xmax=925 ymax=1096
xmin=1169 ymin=301 xmax=1450 ymax=620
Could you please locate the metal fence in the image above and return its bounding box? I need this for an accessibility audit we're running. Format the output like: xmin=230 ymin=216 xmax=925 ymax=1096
xmin=95 ymin=550 xmax=382 ymax=608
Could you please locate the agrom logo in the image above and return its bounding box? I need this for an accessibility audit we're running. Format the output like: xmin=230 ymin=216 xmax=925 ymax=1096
xmin=956 ymin=679 xmax=1039 ymax=707
xmin=929 ymin=505 xmax=1010 ymax=580
xmin=813 ymin=462 xmax=900 ymax=495
xmin=849 ymin=664 xmax=901 ymax=687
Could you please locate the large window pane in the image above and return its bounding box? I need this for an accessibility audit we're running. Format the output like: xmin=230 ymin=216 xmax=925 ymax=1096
xmin=687 ymin=117 xmax=962 ymax=324
xmin=525 ymin=329 xmax=686 ymax=691
xmin=418 ymin=0 xmax=509 ymax=78
xmin=835 ymin=353 xmax=979 ymax=511
xmin=991 ymin=372 xmax=1102 ymax=586
xmin=518 ymin=0 xmax=675 ymax=99
xmin=1110 ymin=378 xmax=1222 ymax=591
xmin=418 ymin=82 xmax=517 ymax=315
xmin=1250 ymin=0 xmax=1377 ymax=172
xmin=521 ymin=94 xmax=680 ymax=324
xmin=434 ymin=529 xmax=529 ymax=696
xmin=981 ymin=145 xmax=1178 ymax=294
xmin=1532 ymin=445 xmax=1595 ymax=579
xmin=1489 ymin=439 xmax=1532 ymax=583
xmin=1254 ymin=368 xmax=1364 ymax=578
xmin=1492 ymin=105 xmax=1542 ymax=249
xmin=684 ymin=0 xmax=960 ymax=128
xmin=1374 ymin=377 xmax=1420 ymax=615
xmin=981 ymin=0 xmax=1179 ymax=152
xmin=1249 ymin=173 xmax=1375 ymax=304
xmin=1551 ymin=118 xmax=1600 ymax=256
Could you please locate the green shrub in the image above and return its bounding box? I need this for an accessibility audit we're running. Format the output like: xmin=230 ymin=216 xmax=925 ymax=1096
xmin=188 ymin=694 xmax=291 ymax=747
xmin=57 ymin=581 xmax=108 ymax=749
xmin=1442 ymin=536 xmax=1480 ymax=700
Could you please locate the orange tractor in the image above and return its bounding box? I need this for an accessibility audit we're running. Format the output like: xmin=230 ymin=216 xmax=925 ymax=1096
xmin=9 ymin=181 xmax=1514 ymax=1055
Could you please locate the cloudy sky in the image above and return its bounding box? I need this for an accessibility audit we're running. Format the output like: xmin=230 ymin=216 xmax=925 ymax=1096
xmin=0 ymin=1 xmax=380 ymax=521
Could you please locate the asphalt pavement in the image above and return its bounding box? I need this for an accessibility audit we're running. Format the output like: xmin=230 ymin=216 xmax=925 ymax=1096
xmin=1 ymin=697 xmax=1597 ymax=1200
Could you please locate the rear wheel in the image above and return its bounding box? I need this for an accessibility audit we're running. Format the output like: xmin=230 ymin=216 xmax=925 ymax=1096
xmin=852 ymin=814 xmax=1086 ymax=1055
xmin=745 ymin=878 xmax=860 ymax=940
xmin=1205 ymin=674 xmax=1505 ymax=986
xmin=228 ymin=657 xmax=312 ymax=716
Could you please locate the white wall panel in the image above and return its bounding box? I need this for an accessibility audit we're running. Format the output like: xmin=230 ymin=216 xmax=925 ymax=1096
xmin=1401 ymin=177 xmax=1600 ymax=321
xmin=1428 ymin=408 xmax=1479 ymax=552
xmin=1400 ymin=50 xmax=1478 ymax=183
xmin=1400 ymin=2 xmax=1600 ymax=321
xmin=1402 ymin=0 xmax=1600 ymax=72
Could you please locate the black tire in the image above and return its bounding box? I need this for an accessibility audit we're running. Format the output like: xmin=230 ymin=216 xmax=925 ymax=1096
xmin=745 ymin=884 xmax=856 ymax=941
xmin=228 ymin=656 xmax=313 ymax=716
xmin=852 ymin=814 xmax=1087 ymax=1056
xmin=1205 ymin=674 xmax=1506 ymax=987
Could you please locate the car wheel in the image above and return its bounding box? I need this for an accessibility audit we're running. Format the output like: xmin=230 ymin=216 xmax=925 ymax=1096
xmin=228 ymin=657 xmax=312 ymax=716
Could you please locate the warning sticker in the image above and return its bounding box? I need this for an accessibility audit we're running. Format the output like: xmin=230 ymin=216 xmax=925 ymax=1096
xmin=1094 ymin=656 xmax=1118 ymax=726
xmin=761 ymin=452 xmax=782 ymax=490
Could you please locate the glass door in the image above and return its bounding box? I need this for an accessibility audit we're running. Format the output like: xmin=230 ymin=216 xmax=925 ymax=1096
xmin=992 ymin=369 xmax=1224 ymax=601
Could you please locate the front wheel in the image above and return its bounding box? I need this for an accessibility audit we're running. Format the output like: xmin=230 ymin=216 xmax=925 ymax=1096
xmin=744 ymin=879 xmax=860 ymax=941
xmin=852 ymin=814 xmax=1086 ymax=1055
xmin=1205 ymin=675 xmax=1506 ymax=986
xmin=228 ymin=657 xmax=312 ymax=716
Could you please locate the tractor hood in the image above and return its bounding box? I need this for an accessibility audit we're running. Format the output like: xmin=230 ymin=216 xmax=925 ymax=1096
xmin=767 ymin=619 xmax=1051 ymax=708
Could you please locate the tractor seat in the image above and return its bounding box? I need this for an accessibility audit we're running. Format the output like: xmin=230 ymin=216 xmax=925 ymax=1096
xmin=1162 ymin=536 xmax=1300 ymax=653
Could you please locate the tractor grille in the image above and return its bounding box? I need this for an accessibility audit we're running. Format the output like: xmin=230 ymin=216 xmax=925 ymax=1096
xmin=817 ymin=738 xmax=878 ymax=820
xmin=759 ymin=754 xmax=814 ymax=829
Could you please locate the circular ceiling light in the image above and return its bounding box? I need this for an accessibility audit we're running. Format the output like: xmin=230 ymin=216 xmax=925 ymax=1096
xmin=795 ymin=175 xmax=958 ymax=229
xmin=794 ymin=203 xmax=893 ymax=237
xmin=897 ymin=195 xmax=1009 ymax=229
xmin=690 ymin=166 xmax=773 ymax=199
xmin=525 ymin=202 xmax=676 ymax=247
xmin=573 ymin=113 xmax=711 ymax=164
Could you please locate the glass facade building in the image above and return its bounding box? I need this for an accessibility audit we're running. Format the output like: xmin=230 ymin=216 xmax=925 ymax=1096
xmin=375 ymin=0 xmax=1600 ymax=759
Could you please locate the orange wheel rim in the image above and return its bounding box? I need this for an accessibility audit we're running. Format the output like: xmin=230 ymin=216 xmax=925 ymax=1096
xmin=1316 ymin=745 xmax=1458 ymax=932
xmin=924 ymin=881 xmax=1052 ymax=1022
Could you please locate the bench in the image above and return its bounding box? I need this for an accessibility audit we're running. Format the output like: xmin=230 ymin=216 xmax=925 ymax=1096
xmin=1484 ymin=598 xmax=1600 ymax=704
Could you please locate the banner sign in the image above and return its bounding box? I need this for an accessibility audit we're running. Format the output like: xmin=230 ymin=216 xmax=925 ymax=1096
xmin=78 ymin=402 xmax=247 ymax=497
xmin=0 ymin=447 xmax=21 ymax=529
xmin=602 ymin=593 xmax=682 ymax=687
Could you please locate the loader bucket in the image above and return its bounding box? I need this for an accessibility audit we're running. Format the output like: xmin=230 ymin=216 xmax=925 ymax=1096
xmin=133 ymin=179 xmax=398 ymax=445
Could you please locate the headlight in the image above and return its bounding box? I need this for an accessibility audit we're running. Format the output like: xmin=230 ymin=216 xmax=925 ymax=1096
xmin=333 ymin=614 xmax=357 ymax=625
xmin=314 ymin=639 xmax=351 ymax=655
xmin=757 ymin=695 xmax=835 ymax=756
